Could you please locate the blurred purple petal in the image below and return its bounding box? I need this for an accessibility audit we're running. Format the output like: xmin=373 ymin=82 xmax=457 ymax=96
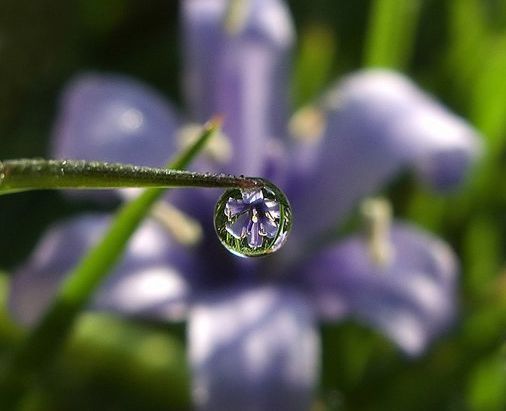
xmin=9 ymin=214 xmax=196 ymax=325
xmin=287 ymin=70 xmax=482 ymax=242
xmin=52 ymin=73 xmax=180 ymax=167
xmin=189 ymin=285 xmax=319 ymax=411
xmin=182 ymin=0 xmax=294 ymax=176
xmin=298 ymin=222 xmax=457 ymax=356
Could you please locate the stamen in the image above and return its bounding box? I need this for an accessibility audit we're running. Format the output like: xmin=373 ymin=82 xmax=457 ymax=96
xmin=177 ymin=123 xmax=232 ymax=164
xmin=224 ymin=0 xmax=249 ymax=35
xmin=289 ymin=106 xmax=326 ymax=144
xmin=361 ymin=197 xmax=394 ymax=269
xmin=151 ymin=201 xmax=203 ymax=246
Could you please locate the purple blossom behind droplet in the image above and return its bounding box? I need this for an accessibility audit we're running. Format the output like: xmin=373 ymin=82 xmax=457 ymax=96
xmin=182 ymin=0 xmax=294 ymax=177
xmin=52 ymin=73 xmax=180 ymax=167
xmin=286 ymin=70 xmax=482 ymax=246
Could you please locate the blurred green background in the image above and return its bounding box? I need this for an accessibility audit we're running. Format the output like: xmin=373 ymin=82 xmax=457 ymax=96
xmin=0 ymin=0 xmax=505 ymax=410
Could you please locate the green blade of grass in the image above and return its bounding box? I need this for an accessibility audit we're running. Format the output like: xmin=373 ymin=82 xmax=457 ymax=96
xmin=292 ymin=24 xmax=336 ymax=107
xmin=470 ymin=35 xmax=506 ymax=153
xmin=363 ymin=0 xmax=422 ymax=69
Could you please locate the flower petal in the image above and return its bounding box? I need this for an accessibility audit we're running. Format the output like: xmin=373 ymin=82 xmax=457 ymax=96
xmin=52 ymin=73 xmax=180 ymax=167
xmin=297 ymin=222 xmax=457 ymax=356
xmin=189 ymin=285 xmax=319 ymax=411
xmin=225 ymin=197 xmax=249 ymax=218
xmin=225 ymin=212 xmax=249 ymax=239
xmin=182 ymin=0 xmax=294 ymax=176
xmin=260 ymin=216 xmax=278 ymax=238
xmin=8 ymin=214 xmax=196 ymax=326
xmin=287 ymin=70 xmax=482 ymax=242
xmin=248 ymin=219 xmax=261 ymax=248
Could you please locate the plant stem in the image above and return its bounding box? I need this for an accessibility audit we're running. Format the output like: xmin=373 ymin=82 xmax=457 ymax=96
xmin=0 ymin=160 xmax=262 ymax=195
xmin=363 ymin=0 xmax=422 ymax=69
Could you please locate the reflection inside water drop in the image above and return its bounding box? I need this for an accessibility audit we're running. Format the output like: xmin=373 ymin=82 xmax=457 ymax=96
xmin=214 ymin=181 xmax=292 ymax=257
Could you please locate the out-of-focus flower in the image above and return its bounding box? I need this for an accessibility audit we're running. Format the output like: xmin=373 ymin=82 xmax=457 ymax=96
xmin=9 ymin=0 xmax=482 ymax=410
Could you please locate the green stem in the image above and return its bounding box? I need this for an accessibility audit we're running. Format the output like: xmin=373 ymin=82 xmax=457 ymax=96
xmin=0 ymin=120 xmax=222 ymax=408
xmin=363 ymin=0 xmax=422 ymax=69
xmin=0 ymin=160 xmax=261 ymax=195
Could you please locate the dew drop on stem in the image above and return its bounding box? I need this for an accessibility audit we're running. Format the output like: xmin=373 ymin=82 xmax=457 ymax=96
xmin=214 ymin=181 xmax=292 ymax=257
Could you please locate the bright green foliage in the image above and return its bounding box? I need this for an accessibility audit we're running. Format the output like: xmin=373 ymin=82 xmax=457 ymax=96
xmin=364 ymin=0 xmax=422 ymax=69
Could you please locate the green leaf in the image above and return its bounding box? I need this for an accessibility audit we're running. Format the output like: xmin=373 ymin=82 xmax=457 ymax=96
xmin=470 ymin=35 xmax=506 ymax=152
xmin=467 ymin=349 xmax=506 ymax=411
xmin=363 ymin=0 xmax=422 ymax=69
xmin=17 ymin=314 xmax=189 ymax=411
xmin=463 ymin=215 xmax=502 ymax=296
xmin=0 ymin=272 xmax=22 ymax=354
xmin=293 ymin=24 xmax=336 ymax=107
xmin=446 ymin=0 xmax=488 ymax=91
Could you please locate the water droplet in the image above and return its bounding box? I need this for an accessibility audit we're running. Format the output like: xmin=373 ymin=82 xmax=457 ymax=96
xmin=214 ymin=180 xmax=292 ymax=257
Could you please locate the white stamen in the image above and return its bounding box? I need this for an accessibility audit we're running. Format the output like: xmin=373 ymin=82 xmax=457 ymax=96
xmin=178 ymin=123 xmax=232 ymax=164
xmin=151 ymin=202 xmax=203 ymax=246
xmin=251 ymin=208 xmax=259 ymax=223
xmin=289 ymin=105 xmax=326 ymax=144
xmin=223 ymin=0 xmax=249 ymax=34
xmin=361 ymin=197 xmax=394 ymax=269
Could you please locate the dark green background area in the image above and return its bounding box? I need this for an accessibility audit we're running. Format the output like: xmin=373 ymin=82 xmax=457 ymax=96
xmin=0 ymin=0 xmax=182 ymax=267
xmin=1 ymin=1 xmax=505 ymax=410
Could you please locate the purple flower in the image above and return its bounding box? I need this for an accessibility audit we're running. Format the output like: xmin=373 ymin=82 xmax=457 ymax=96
xmin=225 ymin=189 xmax=280 ymax=248
xmin=214 ymin=183 xmax=291 ymax=258
xmin=9 ymin=0 xmax=482 ymax=410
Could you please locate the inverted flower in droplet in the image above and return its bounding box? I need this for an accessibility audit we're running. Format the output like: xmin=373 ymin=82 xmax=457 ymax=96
xmin=8 ymin=0 xmax=482 ymax=410
xmin=214 ymin=182 xmax=292 ymax=257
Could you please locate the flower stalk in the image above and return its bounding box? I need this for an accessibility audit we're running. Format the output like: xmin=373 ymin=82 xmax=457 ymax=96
xmin=0 ymin=159 xmax=262 ymax=196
